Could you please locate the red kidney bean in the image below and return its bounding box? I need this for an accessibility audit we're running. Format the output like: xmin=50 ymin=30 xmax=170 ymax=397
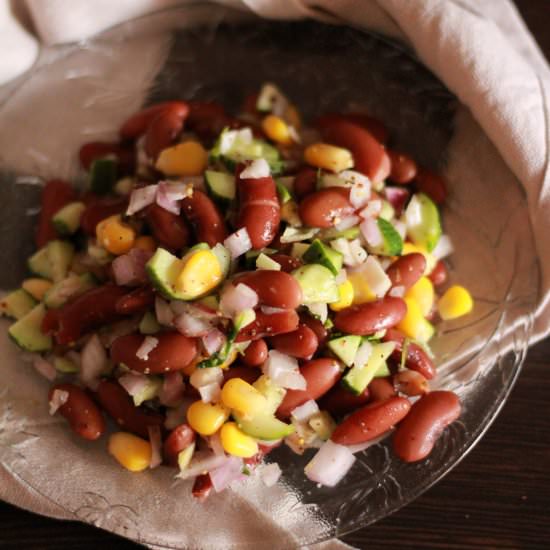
xmin=393 ymin=391 xmax=461 ymax=462
xmin=222 ymin=365 xmax=261 ymax=385
xmin=241 ymin=339 xmax=268 ymax=367
xmin=298 ymin=188 xmax=354 ymax=228
xmin=316 ymin=115 xmax=391 ymax=182
xmin=115 ymin=286 xmax=155 ymax=315
xmin=429 ymin=259 xmax=448 ymax=287
xmin=386 ymin=253 xmax=427 ymax=291
xmin=269 ymin=324 xmax=318 ymax=359
xmin=388 ymin=150 xmax=417 ymax=184
xmin=186 ymin=101 xmax=229 ymax=142
xmin=192 ymin=473 xmax=213 ymax=501
xmin=119 ymin=101 xmax=188 ymax=141
xmin=95 ymin=380 xmax=164 ymax=438
xmin=268 ymin=253 xmax=303 ymax=273
xmin=368 ymin=377 xmax=396 ymax=402
xmin=145 ymin=203 xmax=191 ymax=250
xmin=276 ymin=358 xmax=342 ymax=419
xmin=233 ymin=270 xmax=302 ymax=310
xmin=111 ymin=332 xmax=198 ymax=374
xmin=318 ymin=384 xmax=370 ymax=417
xmin=236 ymin=171 xmax=280 ymax=249
xmin=43 ymin=284 xmax=129 ymax=345
xmin=78 ymin=141 xmax=135 ymax=173
xmin=394 ymin=370 xmax=429 ymax=396
xmin=415 ymin=168 xmax=447 ymax=204
xmin=181 ymin=189 xmax=228 ymax=247
xmin=35 ymin=180 xmax=76 ymax=248
xmin=144 ymin=103 xmax=189 ymax=159
xmin=49 ymin=383 xmax=105 ymax=441
xmin=235 ymin=309 xmax=299 ymax=342
xmin=383 ymin=186 xmax=410 ymax=216
xmin=299 ymin=313 xmax=328 ymax=347
xmin=383 ymin=328 xmax=436 ymax=380
xmin=293 ymin=167 xmax=318 ymax=200
xmin=331 ymin=396 xmax=411 ymax=445
xmin=163 ymin=423 xmax=196 ymax=467
xmin=334 ymin=113 xmax=389 ymax=144
xmin=333 ymin=297 xmax=407 ymax=336
xmin=81 ymin=197 xmax=128 ymax=236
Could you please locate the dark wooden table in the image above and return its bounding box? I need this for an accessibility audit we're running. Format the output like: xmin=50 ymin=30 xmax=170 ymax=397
xmin=2 ymin=1 xmax=549 ymax=549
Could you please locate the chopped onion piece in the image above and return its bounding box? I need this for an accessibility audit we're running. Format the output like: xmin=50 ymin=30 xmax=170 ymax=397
xmin=262 ymin=350 xmax=305 ymax=389
xmin=190 ymin=367 xmax=223 ymax=389
xmin=126 ymin=184 xmax=157 ymax=215
xmin=118 ymin=372 xmax=149 ymax=397
xmin=352 ymin=256 xmax=391 ymax=298
xmin=80 ymin=334 xmax=107 ymax=390
xmin=359 ymin=199 xmax=382 ymax=219
xmin=159 ymin=371 xmax=185 ymax=406
xmin=354 ymin=341 xmax=373 ymax=368
xmin=349 ymin=239 xmax=368 ymax=265
xmin=148 ymin=425 xmax=163 ymax=469
xmin=33 ymin=357 xmax=57 ymax=381
xmin=277 ymin=370 xmax=307 ymax=390
xmin=432 ymin=234 xmax=454 ymax=260
xmin=349 ymin=183 xmax=371 ymax=209
xmin=155 ymin=297 xmax=174 ymax=326
xmin=389 ymin=285 xmax=405 ymax=298
xmin=393 ymin=219 xmax=407 ymax=240
xmin=304 ymin=440 xmax=356 ymax=487
xmin=49 ymin=389 xmax=69 ymax=415
xmin=174 ymin=312 xmax=211 ymax=337
xmin=210 ymin=456 xmax=244 ymax=493
xmin=199 ymin=382 xmax=221 ymax=404
xmin=334 ymin=215 xmax=360 ymax=232
xmin=136 ymin=335 xmax=159 ymax=360
xmin=307 ymin=302 xmax=328 ymax=323
xmin=405 ymin=194 xmax=422 ymax=229
xmin=112 ymin=248 xmax=152 ymax=286
xmin=176 ymin=451 xmax=230 ymax=480
xmin=219 ymin=283 xmax=258 ymax=317
xmin=208 ymin=432 xmax=225 ymax=456
xmin=202 ymin=329 xmax=226 ymax=355
xmin=330 ymin=238 xmax=355 ymax=267
xmin=224 ymin=228 xmax=252 ymax=259
xmin=219 ymin=128 xmax=253 ymax=154
xmin=280 ymin=226 xmax=319 ymax=244
xmin=360 ymin=217 xmax=383 ymax=247
xmin=156 ymin=181 xmax=181 ymax=215
xmin=240 ymin=158 xmax=270 ymax=179
xmin=160 ymin=180 xmax=192 ymax=201
xmin=261 ymin=463 xmax=282 ymax=487
xmin=291 ymin=400 xmax=320 ymax=423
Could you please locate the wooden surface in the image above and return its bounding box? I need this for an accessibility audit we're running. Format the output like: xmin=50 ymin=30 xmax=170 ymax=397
xmin=1 ymin=1 xmax=549 ymax=549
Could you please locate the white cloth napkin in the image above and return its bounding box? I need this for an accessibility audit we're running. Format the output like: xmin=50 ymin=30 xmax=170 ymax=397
xmin=2 ymin=0 xmax=550 ymax=548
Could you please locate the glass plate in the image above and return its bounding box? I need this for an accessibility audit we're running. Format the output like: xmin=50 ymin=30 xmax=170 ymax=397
xmin=0 ymin=4 xmax=540 ymax=547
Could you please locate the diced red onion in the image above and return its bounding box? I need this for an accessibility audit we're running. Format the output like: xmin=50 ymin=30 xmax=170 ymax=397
xmin=359 ymin=199 xmax=382 ymax=219
xmin=118 ymin=372 xmax=149 ymax=397
xmin=384 ymin=186 xmax=410 ymax=216
xmin=174 ymin=312 xmax=211 ymax=337
xmin=136 ymin=335 xmax=159 ymax=360
xmin=159 ymin=371 xmax=185 ymax=406
xmin=307 ymin=302 xmax=328 ymax=324
xmin=304 ymin=440 xmax=356 ymax=487
xmin=199 ymin=382 xmax=221 ymax=404
xmin=432 ymin=234 xmax=454 ymax=260
xmin=349 ymin=183 xmax=371 ymax=209
xmin=224 ymin=228 xmax=252 ymax=259
xmin=240 ymin=158 xmax=270 ymax=179
xmin=360 ymin=217 xmax=383 ymax=247
xmin=48 ymin=389 xmax=69 ymax=415
xmin=354 ymin=341 xmax=373 ymax=367
xmin=389 ymin=285 xmax=405 ymax=298
xmin=33 ymin=357 xmax=57 ymax=381
xmin=155 ymin=181 xmax=187 ymax=215
xmin=260 ymin=305 xmax=285 ymax=315
xmin=80 ymin=334 xmax=107 ymax=390
xmin=160 ymin=180 xmax=192 ymax=201
xmin=208 ymin=432 xmax=226 ymax=456
xmin=126 ymin=184 xmax=157 ymax=215
xmin=155 ymin=297 xmax=174 ymax=326
xmin=291 ymin=400 xmax=320 ymax=423
xmin=210 ymin=456 xmax=244 ymax=493
xmin=330 ymin=238 xmax=354 ymax=267
xmin=219 ymin=282 xmax=258 ymax=317
xmin=148 ymin=425 xmax=163 ymax=469
xmin=176 ymin=451 xmax=229 ymax=480
xmin=349 ymin=239 xmax=367 ymax=265
xmin=202 ymin=329 xmax=226 ymax=355
xmin=277 ymin=370 xmax=307 ymax=390
xmin=190 ymin=367 xmax=223 ymax=389
xmin=334 ymin=215 xmax=360 ymax=232
xmin=260 ymin=463 xmax=282 ymax=487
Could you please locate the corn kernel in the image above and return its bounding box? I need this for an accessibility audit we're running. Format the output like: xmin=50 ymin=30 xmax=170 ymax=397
xmin=284 ymin=104 xmax=302 ymax=129
xmin=187 ymin=401 xmax=229 ymax=436
xmin=108 ymin=432 xmax=151 ymax=472
xmin=133 ymin=235 xmax=156 ymax=253
xmin=402 ymin=242 xmax=436 ymax=275
xmin=155 ymin=141 xmax=208 ymax=176
xmin=220 ymin=421 xmax=259 ymax=458
xmin=22 ymin=278 xmax=52 ymax=301
xmin=437 ymin=285 xmax=473 ymax=321
xmin=304 ymin=143 xmax=354 ymax=173
xmin=347 ymin=272 xmax=376 ymax=305
xmin=397 ymin=297 xmax=435 ymax=343
xmin=330 ymin=279 xmax=354 ymax=311
xmin=262 ymin=115 xmax=293 ymax=145
xmin=406 ymin=277 xmax=434 ymax=317
xmin=96 ymin=214 xmax=136 ymax=255
xmin=175 ymin=249 xmax=222 ymax=297
xmin=221 ymin=378 xmax=268 ymax=417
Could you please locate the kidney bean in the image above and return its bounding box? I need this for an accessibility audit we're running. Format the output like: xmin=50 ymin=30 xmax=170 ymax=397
xmin=299 ymin=313 xmax=328 ymax=347
xmin=331 ymin=396 xmax=411 ymax=445
xmin=35 ymin=179 xmax=76 ymax=248
xmin=429 ymin=259 xmax=448 ymax=287
xmin=233 ymin=270 xmax=302 ymax=310
xmin=49 ymin=383 xmax=105 ymax=441
xmin=268 ymin=253 xmax=303 ymax=273
xmin=386 ymin=253 xmax=427 ymax=291
xmin=236 ymin=171 xmax=280 ymax=249
xmin=276 ymin=358 xmax=342 ymax=419
xmin=144 ymin=103 xmax=189 ymax=159
xmin=368 ymin=377 xmax=396 ymax=402
xmin=394 ymin=370 xmax=429 ymax=396
xmin=269 ymin=324 xmax=318 ymax=359
xmin=115 ymin=286 xmax=155 ymax=315
xmin=235 ymin=309 xmax=299 ymax=342
xmin=192 ymin=473 xmax=213 ymax=501
xmin=163 ymin=423 xmax=196 ymax=467
xmin=145 ymin=203 xmax=191 ymax=250
xmin=119 ymin=101 xmax=189 ymax=141
xmin=334 ymin=112 xmax=389 ymax=144
xmin=393 ymin=391 xmax=461 ymax=462
xmin=383 ymin=328 xmax=436 ymax=380
xmin=293 ymin=167 xmax=318 ymax=200
xmin=298 ymin=188 xmax=354 ymax=228
xmin=383 ymin=186 xmax=410 ymax=216
xmin=95 ymin=380 xmax=164 ymax=438
xmin=111 ymin=331 xmax=198 ymax=374
xmin=186 ymin=101 xmax=229 ymax=142
xmin=79 ymin=141 xmax=135 ymax=173
xmin=81 ymin=197 xmax=128 ymax=236
xmin=241 ymin=339 xmax=268 ymax=367
xmin=318 ymin=384 xmax=370 ymax=417
xmin=222 ymin=365 xmax=261 ymax=385
xmin=317 ymin=115 xmax=391 ymax=182
xmin=415 ymin=168 xmax=447 ymax=204
xmin=388 ymin=150 xmax=417 ymax=184
xmin=181 ymin=189 xmax=228 ymax=247
xmin=333 ymin=297 xmax=407 ymax=336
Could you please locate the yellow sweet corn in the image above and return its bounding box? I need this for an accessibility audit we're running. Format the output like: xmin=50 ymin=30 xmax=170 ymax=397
xmin=155 ymin=141 xmax=208 ymax=176
xmin=187 ymin=401 xmax=230 ymax=436
xmin=304 ymin=143 xmax=354 ymax=173
xmin=330 ymin=279 xmax=354 ymax=311
xmin=437 ymin=285 xmax=474 ymax=320
xmin=262 ymin=115 xmax=293 ymax=145
xmin=96 ymin=214 xmax=136 ymax=255
xmin=133 ymin=235 xmax=156 ymax=253
xmin=221 ymin=378 xmax=268 ymax=417
xmin=22 ymin=278 xmax=52 ymax=301
xmin=397 ymin=297 xmax=435 ymax=343
xmin=108 ymin=432 xmax=151 ymax=472
xmin=220 ymin=422 xmax=259 ymax=458
xmin=175 ymin=250 xmax=222 ymax=297
xmin=402 ymin=242 xmax=436 ymax=275
xmin=347 ymin=271 xmax=376 ymax=305
xmin=406 ymin=277 xmax=434 ymax=317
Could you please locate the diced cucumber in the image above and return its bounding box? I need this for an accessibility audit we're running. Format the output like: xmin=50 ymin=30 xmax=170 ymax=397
xmin=373 ymin=218 xmax=403 ymax=256
xmin=244 ymin=248 xmax=276 ymax=269
xmin=318 ymin=226 xmax=361 ymax=241
xmin=373 ymin=362 xmax=391 ymax=378
xmin=54 ymin=356 xmax=79 ymax=373
xmin=234 ymin=411 xmax=294 ymax=440
xmin=379 ymin=200 xmax=395 ymax=221
xmin=8 ymin=304 xmax=52 ymax=352
xmin=52 ymin=202 xmax=86 ymax=236
xmin=205 ymin=170 xmax=236 ymax=202
xmin=276 ymin=180 xmax=293 ymax=204
xmin=256 ymin=83 xmax=286 ymax=112
xmin=302 ymin=239 xmax=343 ymax=275
xmin=290 ymin=242 xmax=309 ymax=259
xmin=253 ymin=375 xmax=286 ymax=414
xmin=210 ymin=243 xmax=231 ymax=279
xmin=28 ymin=246 xmax=53 ymax=280
xmin=89 ymin=158 xmax=118 ymax=195
xmin=280 ymin=226 xmax=319 ymax=244
xmin=47 ymin=241 xmax=75 ymax=282
xmin=291 ymin=264 xmax=339 ymax=305
xmin=327 ymin=335 xmax=362 ymax=366
xmin=43 ymin=273 xmax=96 ymax=309
xmin=256 ymin=253 xmax=281 ymax=271
xmin=0 ymin=289 xmax=37 ymax=320
xmin=139 ymin=311 xmax=160 ymax=335
xmin=132 ymin=376 xmax=162 ymax=406
xmin=405 ymin=192 xmax=442 ymax=252
xmin=177 ymin=441 xmax=195 ymax=471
